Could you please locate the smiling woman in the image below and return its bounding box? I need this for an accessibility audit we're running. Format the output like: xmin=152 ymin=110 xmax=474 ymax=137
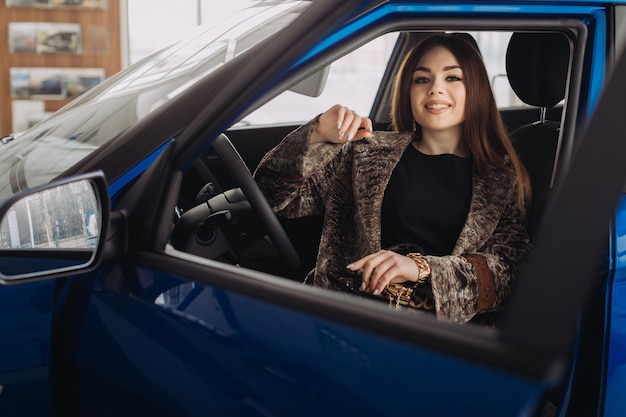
xmin=255 ymin=33 xmax=531 ymax=325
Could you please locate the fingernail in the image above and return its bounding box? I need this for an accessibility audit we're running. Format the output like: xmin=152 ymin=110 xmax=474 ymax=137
xmin=373 ymin=289 xmax=379 ymax=296
xmin=339 ymin=131 xmax=345 ymax=139
xmin=359 ymin=282 xmax=366 ymax=291
xmin=346 ymin=263 xmax=354 ymax=269
xmin=338 ymin=121 xmax=343 ymax=130
xmin=347 ymin=132 xmax=354 ymax=141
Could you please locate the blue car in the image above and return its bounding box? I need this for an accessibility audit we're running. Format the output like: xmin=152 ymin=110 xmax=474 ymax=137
xmin=1 ymin=1 xmax=625 ymax=416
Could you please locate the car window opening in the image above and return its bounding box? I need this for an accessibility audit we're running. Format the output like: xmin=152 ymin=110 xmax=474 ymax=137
xmin=169 ymin=27 xmax=572 ymax=327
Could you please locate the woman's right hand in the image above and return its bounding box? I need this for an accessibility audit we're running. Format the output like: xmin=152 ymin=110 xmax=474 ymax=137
xmin=310 ymin=104 xmax=373 ymax=144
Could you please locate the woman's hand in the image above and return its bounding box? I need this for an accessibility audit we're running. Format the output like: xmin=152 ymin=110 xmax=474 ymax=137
xmin=310 ymin=104 xmax=373 ymax=144
xmin=346 ymin=250 xmax=420 ymax=295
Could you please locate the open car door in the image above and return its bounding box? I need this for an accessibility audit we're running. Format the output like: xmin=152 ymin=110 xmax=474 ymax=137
xmin=56 ymin=9 xmax=626 ymax=417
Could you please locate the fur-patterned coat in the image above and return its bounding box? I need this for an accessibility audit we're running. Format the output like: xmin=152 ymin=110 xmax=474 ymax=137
xmin=254 ymin=118 xmax=530 ymax=324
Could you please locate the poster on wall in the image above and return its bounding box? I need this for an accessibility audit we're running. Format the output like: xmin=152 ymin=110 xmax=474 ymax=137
xmin=5 ymin=0 xmax=49 ymax=7
xmin=10 ymin=67 xmax=106 ymax=100
xmin=37 ymin=23 xmax=82 ymax=54
xmin=6 ymin=0 xmax=107 ymax=8
xmin=7 ymin=23 xmax=37 ymax=53
xmin=52 ymin=0 xmax=108 ymax=8
xmin=9 ymin=22 xmax=82 ymax=54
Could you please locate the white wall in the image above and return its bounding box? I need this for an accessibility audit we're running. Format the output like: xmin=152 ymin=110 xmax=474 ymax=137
xmin=125 ymin=0 xmax=253 ymax=66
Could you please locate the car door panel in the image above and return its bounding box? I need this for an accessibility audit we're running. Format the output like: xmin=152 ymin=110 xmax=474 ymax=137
xmin=0 ymin=281 xmax=54 ymax=416
xmin=61 ymin=254 xmax=550 ymax=417
xmin=603 ymin=195 xmax=626 ymax=417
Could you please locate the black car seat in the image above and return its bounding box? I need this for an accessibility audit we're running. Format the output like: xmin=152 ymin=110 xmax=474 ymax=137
xmin=505 ymin=32 xmax=570 ymax=235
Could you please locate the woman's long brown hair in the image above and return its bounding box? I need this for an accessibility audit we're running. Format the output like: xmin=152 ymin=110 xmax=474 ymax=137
xmin=391 ymin=34 xmax=531 ymax=210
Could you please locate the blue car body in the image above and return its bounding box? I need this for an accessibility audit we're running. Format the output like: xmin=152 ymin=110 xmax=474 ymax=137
xmin=1 ymin=1 xmax=626 ymax=416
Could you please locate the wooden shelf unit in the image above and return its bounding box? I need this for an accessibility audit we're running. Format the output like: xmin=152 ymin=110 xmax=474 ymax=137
xmin=0 ymin=0 xmax=121 ymax=135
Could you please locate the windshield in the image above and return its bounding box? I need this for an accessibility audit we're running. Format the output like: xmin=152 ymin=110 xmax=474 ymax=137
xmin=0 ymin=1 xmax=310 ymax=203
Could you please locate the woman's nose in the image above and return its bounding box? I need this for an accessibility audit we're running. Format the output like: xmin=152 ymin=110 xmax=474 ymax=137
xmin=429 ymin=81 xmax=443 ymax=95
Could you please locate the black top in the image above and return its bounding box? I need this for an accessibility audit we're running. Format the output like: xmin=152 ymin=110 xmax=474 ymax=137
xmin=381 ymin=143 xmax=473 ymax=256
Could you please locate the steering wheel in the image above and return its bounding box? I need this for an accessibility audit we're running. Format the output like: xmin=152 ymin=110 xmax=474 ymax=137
xmin=210 ymin=133 xmax=300 ymax=271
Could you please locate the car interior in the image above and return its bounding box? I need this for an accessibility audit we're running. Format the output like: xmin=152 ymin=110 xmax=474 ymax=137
xmin=166 ymin=28 xmax=604 ymax=414
xmin=169 ymin=28 xmax=572 ymax=284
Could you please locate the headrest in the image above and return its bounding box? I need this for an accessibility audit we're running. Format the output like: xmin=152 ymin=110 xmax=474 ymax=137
xmin=506 ymin=32 xmax=570 ymax=108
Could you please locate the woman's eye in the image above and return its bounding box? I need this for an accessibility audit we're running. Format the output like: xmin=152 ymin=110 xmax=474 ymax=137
xmin=447 ymin=75 xmax=463 ymax=82
xmin=414 ymin=77 xmax=429 ymax=84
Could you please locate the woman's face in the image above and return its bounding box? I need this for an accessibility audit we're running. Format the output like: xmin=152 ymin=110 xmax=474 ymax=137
xmin=410 ymin=46 xmax=466 ymax=139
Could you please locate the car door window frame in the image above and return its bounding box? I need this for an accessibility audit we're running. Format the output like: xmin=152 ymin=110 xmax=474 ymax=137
xmin=125 ymin=8 xmax=599 ymax=383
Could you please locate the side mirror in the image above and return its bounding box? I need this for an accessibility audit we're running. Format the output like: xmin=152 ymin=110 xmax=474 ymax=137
xmin=0 ymin=172 xmax=109 ymax=284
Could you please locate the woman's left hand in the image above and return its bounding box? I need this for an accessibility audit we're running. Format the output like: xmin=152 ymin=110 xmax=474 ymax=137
xmin=346 ymin=250 xmax=420 ymax=295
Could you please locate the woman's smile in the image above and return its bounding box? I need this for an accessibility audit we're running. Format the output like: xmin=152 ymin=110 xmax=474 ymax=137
xmin=424 ymin=100 xmax=452 ymax=112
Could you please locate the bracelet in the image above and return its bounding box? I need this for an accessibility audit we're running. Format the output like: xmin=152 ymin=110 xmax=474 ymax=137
xmin=406 ymin=253 xmax=431 ymax=284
